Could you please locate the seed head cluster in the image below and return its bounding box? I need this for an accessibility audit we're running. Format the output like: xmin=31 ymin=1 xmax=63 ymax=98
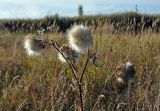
xmin=57 ymin=25 xmax=93 ymax=63
xmin=24 ymin=25 xmax=92 ymax=63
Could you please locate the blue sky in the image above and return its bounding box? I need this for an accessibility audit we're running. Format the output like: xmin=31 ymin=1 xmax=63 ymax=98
xmin=0 ymin=0 xmax=160 ymax=19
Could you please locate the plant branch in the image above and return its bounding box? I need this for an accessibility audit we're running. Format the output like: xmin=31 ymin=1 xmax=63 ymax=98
xmin=78 ymin=83 xmax=84 ymax=111
xmin=40 ymin=39 xmax=85 ymax=111
xmin=49 ymin=40 xmax=79 ymax=83
xmin=51 ymin=41 xmax=84 ymax=111
xmin=80 ymin=49 xmax=90 ymax=83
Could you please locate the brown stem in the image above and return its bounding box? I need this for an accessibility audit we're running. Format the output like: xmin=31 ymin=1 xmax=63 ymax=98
xmin=78 ymin=50 xmax=90 ymax=111
xmin=50 ymin=41 xmax=79 ymax=83
xmin=51 ymin=41 xmax=84 ymax=111
xmin=43 ymin=40 xmax=85 ymax=111
xmin=78 ymin=83 xmax=84 ymax=111
xmin=80 ymin=50 xmax=90 ymax=83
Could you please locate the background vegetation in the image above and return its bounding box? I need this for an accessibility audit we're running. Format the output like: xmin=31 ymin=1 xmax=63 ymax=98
xmin=0 ymin=12 xmax=160 ymax=110
xmin=0 ymin=12 xmax=160 ymax=33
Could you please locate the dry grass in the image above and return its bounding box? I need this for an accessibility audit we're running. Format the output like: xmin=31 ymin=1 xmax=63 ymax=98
xmin=0 ymin=26 xmax=160 ymax=111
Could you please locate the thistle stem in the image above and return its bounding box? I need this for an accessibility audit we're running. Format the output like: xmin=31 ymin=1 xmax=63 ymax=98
xmin=80 ymin=50 xmax=90 ymax=82
xmin=50 ymin=41 xmax=79 ymax=83
xmin=44 ymin=40 xmax=86 ymax=111
xmin=78 ymin=83 xmax=84 ymax=111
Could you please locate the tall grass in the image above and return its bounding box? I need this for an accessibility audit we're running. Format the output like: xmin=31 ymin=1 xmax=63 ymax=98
xmin=0 ymin=12 xmax=160 ymax=33
xmin=0 ymin=25 xmax=160 ymax=110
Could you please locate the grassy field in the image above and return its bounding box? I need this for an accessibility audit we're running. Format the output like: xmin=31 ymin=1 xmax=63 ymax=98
xmin=0 ymin=24 xmax=160 ymax=111
xmin=0 ymin=12 xmax=160 ymax=33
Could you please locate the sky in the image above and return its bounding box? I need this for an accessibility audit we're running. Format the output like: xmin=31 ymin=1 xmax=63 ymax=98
xmin=0 ymin=0 xmax=160 ymax=19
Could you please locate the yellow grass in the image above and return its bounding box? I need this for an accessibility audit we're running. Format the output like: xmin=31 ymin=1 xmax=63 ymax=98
xmin=0 ymin=27 xmax=160 ymax=110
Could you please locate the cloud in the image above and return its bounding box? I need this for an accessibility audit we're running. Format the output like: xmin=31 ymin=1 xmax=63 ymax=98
xmin=95 ymin=0 xmax=160 ymax=5
xmin=0 ymin=0 xmax=160 ymax=18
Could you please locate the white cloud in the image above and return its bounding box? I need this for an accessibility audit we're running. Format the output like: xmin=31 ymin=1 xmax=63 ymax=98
xmin=95 ymin=0 xmax=160 ymax=5
xmin=0 ymin=0 xmax=160 ymax=18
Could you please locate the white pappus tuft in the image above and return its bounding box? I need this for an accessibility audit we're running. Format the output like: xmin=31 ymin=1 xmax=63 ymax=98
xmin=57 ymin=44 xmax=80 ymax=63
xmin=24 ymin=34 xmax=46 ymax=56
xmin=67 ymin=25 xmax=93 ymax=53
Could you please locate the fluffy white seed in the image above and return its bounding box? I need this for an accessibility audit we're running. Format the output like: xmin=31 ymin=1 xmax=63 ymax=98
xmin=57 ymin=44 xmax=80 ymax=63
xmin=67 ymin=25 xmax=93 ymax=53
xmin=24 ymin=34 xmax=45 ymax=56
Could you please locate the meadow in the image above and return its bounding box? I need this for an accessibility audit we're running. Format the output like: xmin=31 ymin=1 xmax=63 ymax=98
xmin=0 ymin=14 xmax=160 ymax=111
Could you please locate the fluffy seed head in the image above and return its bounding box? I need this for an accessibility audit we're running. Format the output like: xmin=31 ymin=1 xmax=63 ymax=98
xmin=24 ymin=34 xmax=46 ymax=56
xmin=67 ymin=25 xmax=93 ymax=53
xmin=115 ymin=61 xmax=135 ymax=84
xmin=58 ymin=44 xmax=80 ymax=63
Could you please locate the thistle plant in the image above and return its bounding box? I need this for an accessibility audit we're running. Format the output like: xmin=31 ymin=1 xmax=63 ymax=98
xmin=115 ymin=61 xmax=135 ymax=90
xmin=23 ymin=25 xmax=99 ymax=111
